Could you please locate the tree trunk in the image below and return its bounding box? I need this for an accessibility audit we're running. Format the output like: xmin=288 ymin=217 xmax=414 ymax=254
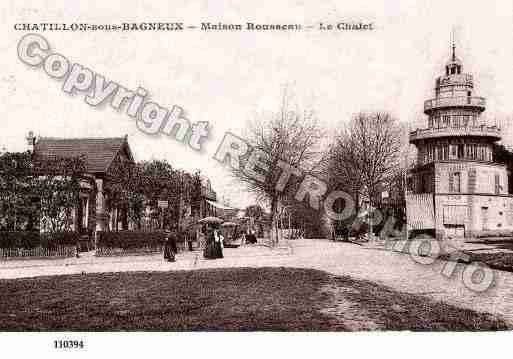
xmin=270 ymin=196 xmax=280 ymax=245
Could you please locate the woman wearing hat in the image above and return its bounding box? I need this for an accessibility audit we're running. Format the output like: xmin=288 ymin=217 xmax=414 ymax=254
xmin=203 ymin=223 xmax=218 ymax=259
xmin=164 ymin=230 xmax=177 ymax=262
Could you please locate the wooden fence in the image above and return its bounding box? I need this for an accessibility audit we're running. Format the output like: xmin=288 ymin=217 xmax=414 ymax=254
xmin=1 ymin=246 xmax=77 ymax=259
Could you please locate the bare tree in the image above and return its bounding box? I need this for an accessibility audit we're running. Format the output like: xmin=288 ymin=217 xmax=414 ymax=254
xmin=232 ymin=86 xmax=323 ymax=244
xmin=326 ymin=112 xmax=407 ymax=237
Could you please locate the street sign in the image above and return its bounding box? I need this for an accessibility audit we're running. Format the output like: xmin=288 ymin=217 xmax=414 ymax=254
xmin=158 ymin=200 xmax=169 ymax=209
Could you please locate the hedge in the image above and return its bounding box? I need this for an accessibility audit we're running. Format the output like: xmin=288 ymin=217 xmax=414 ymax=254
xmin=0 ymin=231 xmax=79 ymax=249
xmin=95 ymin=231 xmax=190 ymax=256
xmin=95 ymin=231 xmax=170 ymax=250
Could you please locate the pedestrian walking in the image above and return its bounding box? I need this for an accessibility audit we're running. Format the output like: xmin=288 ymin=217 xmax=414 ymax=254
xmin=164 ymin=230 xmax=177 ymax=262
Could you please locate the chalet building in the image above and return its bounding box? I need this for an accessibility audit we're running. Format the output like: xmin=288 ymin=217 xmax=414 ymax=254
xmin=407 ymin=43 xmax=513 ymax=239
xmin=32 ymin=135 xmax=135 ymax=234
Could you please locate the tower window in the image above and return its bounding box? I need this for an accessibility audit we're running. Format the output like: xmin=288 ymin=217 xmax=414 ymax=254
xmin=458 ymin=144 xmax=464 ymax=158
xmin=443 ymin=145 xmax=449 ymax=160
xmin=495 ymin=174 xmax=501 ymax=194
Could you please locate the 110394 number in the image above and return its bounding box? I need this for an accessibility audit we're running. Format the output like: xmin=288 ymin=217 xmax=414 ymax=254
xmin=54 ymin=340 xmax=84 ymax=349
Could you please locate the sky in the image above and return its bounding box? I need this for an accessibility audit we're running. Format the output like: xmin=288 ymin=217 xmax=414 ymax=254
xmin=2 ymin=0 xmax=513 ymax=208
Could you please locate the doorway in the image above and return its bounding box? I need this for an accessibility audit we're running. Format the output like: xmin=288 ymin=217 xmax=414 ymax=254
xmin=481 ymin=207 xmax=489 ymax=231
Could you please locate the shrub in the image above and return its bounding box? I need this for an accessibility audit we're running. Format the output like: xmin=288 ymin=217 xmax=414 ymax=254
xmin=41 ymin=231 xmax=79 ymax=248
xmin=0 ymin=231 xmax=40 ymax=249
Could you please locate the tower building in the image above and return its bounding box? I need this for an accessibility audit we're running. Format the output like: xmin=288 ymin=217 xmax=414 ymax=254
xmin=407 ymin=42 xmax=512 ymax=239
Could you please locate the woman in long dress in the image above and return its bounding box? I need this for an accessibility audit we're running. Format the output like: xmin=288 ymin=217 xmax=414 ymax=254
xmin=203 ymin=224 xmax=218 ymax=259
xmin=214 ymin=228 xmax=224 ymax=258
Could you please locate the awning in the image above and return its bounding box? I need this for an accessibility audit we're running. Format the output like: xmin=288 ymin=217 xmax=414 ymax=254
xmin=206 ymin=199 xmax=237 ymax=210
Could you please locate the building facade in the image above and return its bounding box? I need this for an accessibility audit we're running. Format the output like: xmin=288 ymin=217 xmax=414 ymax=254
xmin=33 ymin=135 xmax=135 ymax=235
xmin=407 ymin=44 xmax=513 ymax=239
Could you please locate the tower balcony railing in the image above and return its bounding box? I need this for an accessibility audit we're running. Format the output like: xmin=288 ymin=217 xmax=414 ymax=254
xmin=436 ymin=74 xmax=473 ymax=87
xmin=409 ymin=125 xmax=501 ymax=142
xmin=424 ymin=96 xmax=486 ymax=112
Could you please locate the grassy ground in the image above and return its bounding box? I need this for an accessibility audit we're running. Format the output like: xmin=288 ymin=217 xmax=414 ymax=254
xmin=0 ymin=267 xmax=507 ymax=331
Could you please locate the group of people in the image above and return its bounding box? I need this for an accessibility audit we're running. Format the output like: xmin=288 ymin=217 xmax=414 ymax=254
xmin=164 ymin=222 xmax=262 ymax=262
xmin=244 ymin=229 xmax=258 ymax=244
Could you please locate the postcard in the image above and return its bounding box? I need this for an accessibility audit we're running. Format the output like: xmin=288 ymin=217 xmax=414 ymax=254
xmin=1 ymin=1 xmax=512 ymax=358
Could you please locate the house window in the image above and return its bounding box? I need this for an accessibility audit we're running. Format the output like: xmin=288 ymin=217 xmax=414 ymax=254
xmin=407 ymin=177 xmax=413 ymax=191
xmin=450 ymin=172 xmax=461 ymax=193
xmin=419 ymin=175 xmax=426 ymax=193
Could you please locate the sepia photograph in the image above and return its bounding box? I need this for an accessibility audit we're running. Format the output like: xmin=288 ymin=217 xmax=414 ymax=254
xmin=1 ymin=1 xmax=513 ymax=357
